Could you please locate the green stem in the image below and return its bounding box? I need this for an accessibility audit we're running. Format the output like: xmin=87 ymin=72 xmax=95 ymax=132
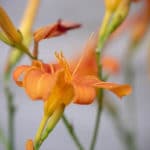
xmin=15 ymin=43 xmax=35 ymax=59
xmin=89 ymin=1 xmax=131 ymax=149
xmin=4 ymin=84 xmax=15 ymax=150
xmin=0 ymin=126 xmax=10 ymax=150
xmin=89 ymin=89 xmax=103 ymax=150
xmin=62 ymin=115 xmax=84 ymax=150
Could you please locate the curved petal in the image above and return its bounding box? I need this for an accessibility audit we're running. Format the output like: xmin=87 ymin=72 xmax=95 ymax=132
xmin=108 ymin=84 xmax=132 ymax=98
xmin=87 ymin=76 xmax=132 ymax=98
xmin=36 ymin=73 xmax=56 ymax=100
xmin=23 ymin=68 xmax=44 ymax=100
xmin=75 ymin=76 xmax=132 ymax=99
xmin=13 ymin=63 xmax=57 ymax=101
xmin=13 ymin=65 xmax=29 ymax=87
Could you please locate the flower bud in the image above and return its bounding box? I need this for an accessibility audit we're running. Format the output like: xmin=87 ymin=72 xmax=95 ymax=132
xmin=26 ymin=139 xmax=34 ymax=150
xmin=0 ymin=6 xmax=22 ymax=44
xmin=104 ymin=0 xmax=121 ymax=12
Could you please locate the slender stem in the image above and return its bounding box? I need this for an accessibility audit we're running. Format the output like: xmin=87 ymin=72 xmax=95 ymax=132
xmin=89 ymin=1 xmax=131 ymax=149
xmin=89 ymin=25 xmax=104 ymax=150
xmin=4 ymin=84 xmax=15 ymax=150
xmin=33 ymin=41 xmax=39 ymax=59
xmin=15 ymin=43 xmax=35 ymax=59
xmin=0 ymin=126 xmax=10 ymax=150
xmin=89 ymin=89 xmax=103 ymax=150
xmin=62 ymin=115 xmax=84 ymax=150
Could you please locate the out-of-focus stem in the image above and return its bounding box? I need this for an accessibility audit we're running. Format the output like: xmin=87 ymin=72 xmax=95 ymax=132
xmin=0 ymin=126 xmax=10 ymax=150
xmin=4 ymin=85 xmax=15 ymax=150
xmin=124 ymin=47 xmax=137 ymax=150
xmin=104 ymin=96 xmax=136 ymax=150
xmin=62 ymin=115 xmax=84 ymax=150
xmin=20 ymin=0 xmax=40 ymax=37
xmin=89 ymin=89 xmax=103 ymax=150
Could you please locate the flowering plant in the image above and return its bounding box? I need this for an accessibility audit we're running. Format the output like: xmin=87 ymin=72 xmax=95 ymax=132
xmin=0 ymin=0 xmax=147 ymax=150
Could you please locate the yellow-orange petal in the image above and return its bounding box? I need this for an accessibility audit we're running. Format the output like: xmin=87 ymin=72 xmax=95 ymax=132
xmin=36 ymin=73 xmax=56 ymax=100
xmin=13 ymin=65 xmax=29 ymax=86
xmin=94 ymin=81 xmax=132 ymax=98
xmin=44 ymin=70 xmax=74 ymax=116
xmin=109 ymin=84 xmax=132 ymax=98
xmin=26 ymin=139 xmax=34 ymax=150
xmin=73 ymin=82 xmax=96 ymax=104
xmin=73 ymin=77 xmax=96 ymax=104
xmin=76 ymin=76 xmax=132 ymax=99
xmin=23 ymin=68 xmax=44 ymax=100
xmin=71 ymin=34 xmax=98 ymax=77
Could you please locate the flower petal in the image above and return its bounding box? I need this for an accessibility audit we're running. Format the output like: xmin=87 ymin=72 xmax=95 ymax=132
xmin=73 ymin=83 xmax=96 ymax=104
xmin=73 ymin=78 xmax=96 ymax=104
xmin=89 ymin=76 xmax=132 ymax=98
xmin=13 ymin=65 xmax=29 ymax=87
xmin=71 ymin=34 xmax=98 ymax=77
xmin=23 ymin=68 xmax=55 ymax=100
xmin=75 ymin=76 xmax=132 ymax=99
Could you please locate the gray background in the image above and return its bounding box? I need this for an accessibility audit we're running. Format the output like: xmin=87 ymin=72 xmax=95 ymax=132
xmin=0 ymin=0 xmax=150 ymax=150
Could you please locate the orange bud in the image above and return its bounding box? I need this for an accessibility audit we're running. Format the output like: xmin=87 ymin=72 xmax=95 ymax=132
xmin=34 ymin=19 xmax=81 ymax=42
xmin=26 ymin=139 xmax=34 ymax=150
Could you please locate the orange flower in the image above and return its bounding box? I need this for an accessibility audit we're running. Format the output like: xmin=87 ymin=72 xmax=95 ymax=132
xmin=26 ymin=139 xmax=34 ymax=150
xmin=13 ymin=50 xmax=131 ymax=115
xmin=33 ymin=19 xmax=81 ymax=42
